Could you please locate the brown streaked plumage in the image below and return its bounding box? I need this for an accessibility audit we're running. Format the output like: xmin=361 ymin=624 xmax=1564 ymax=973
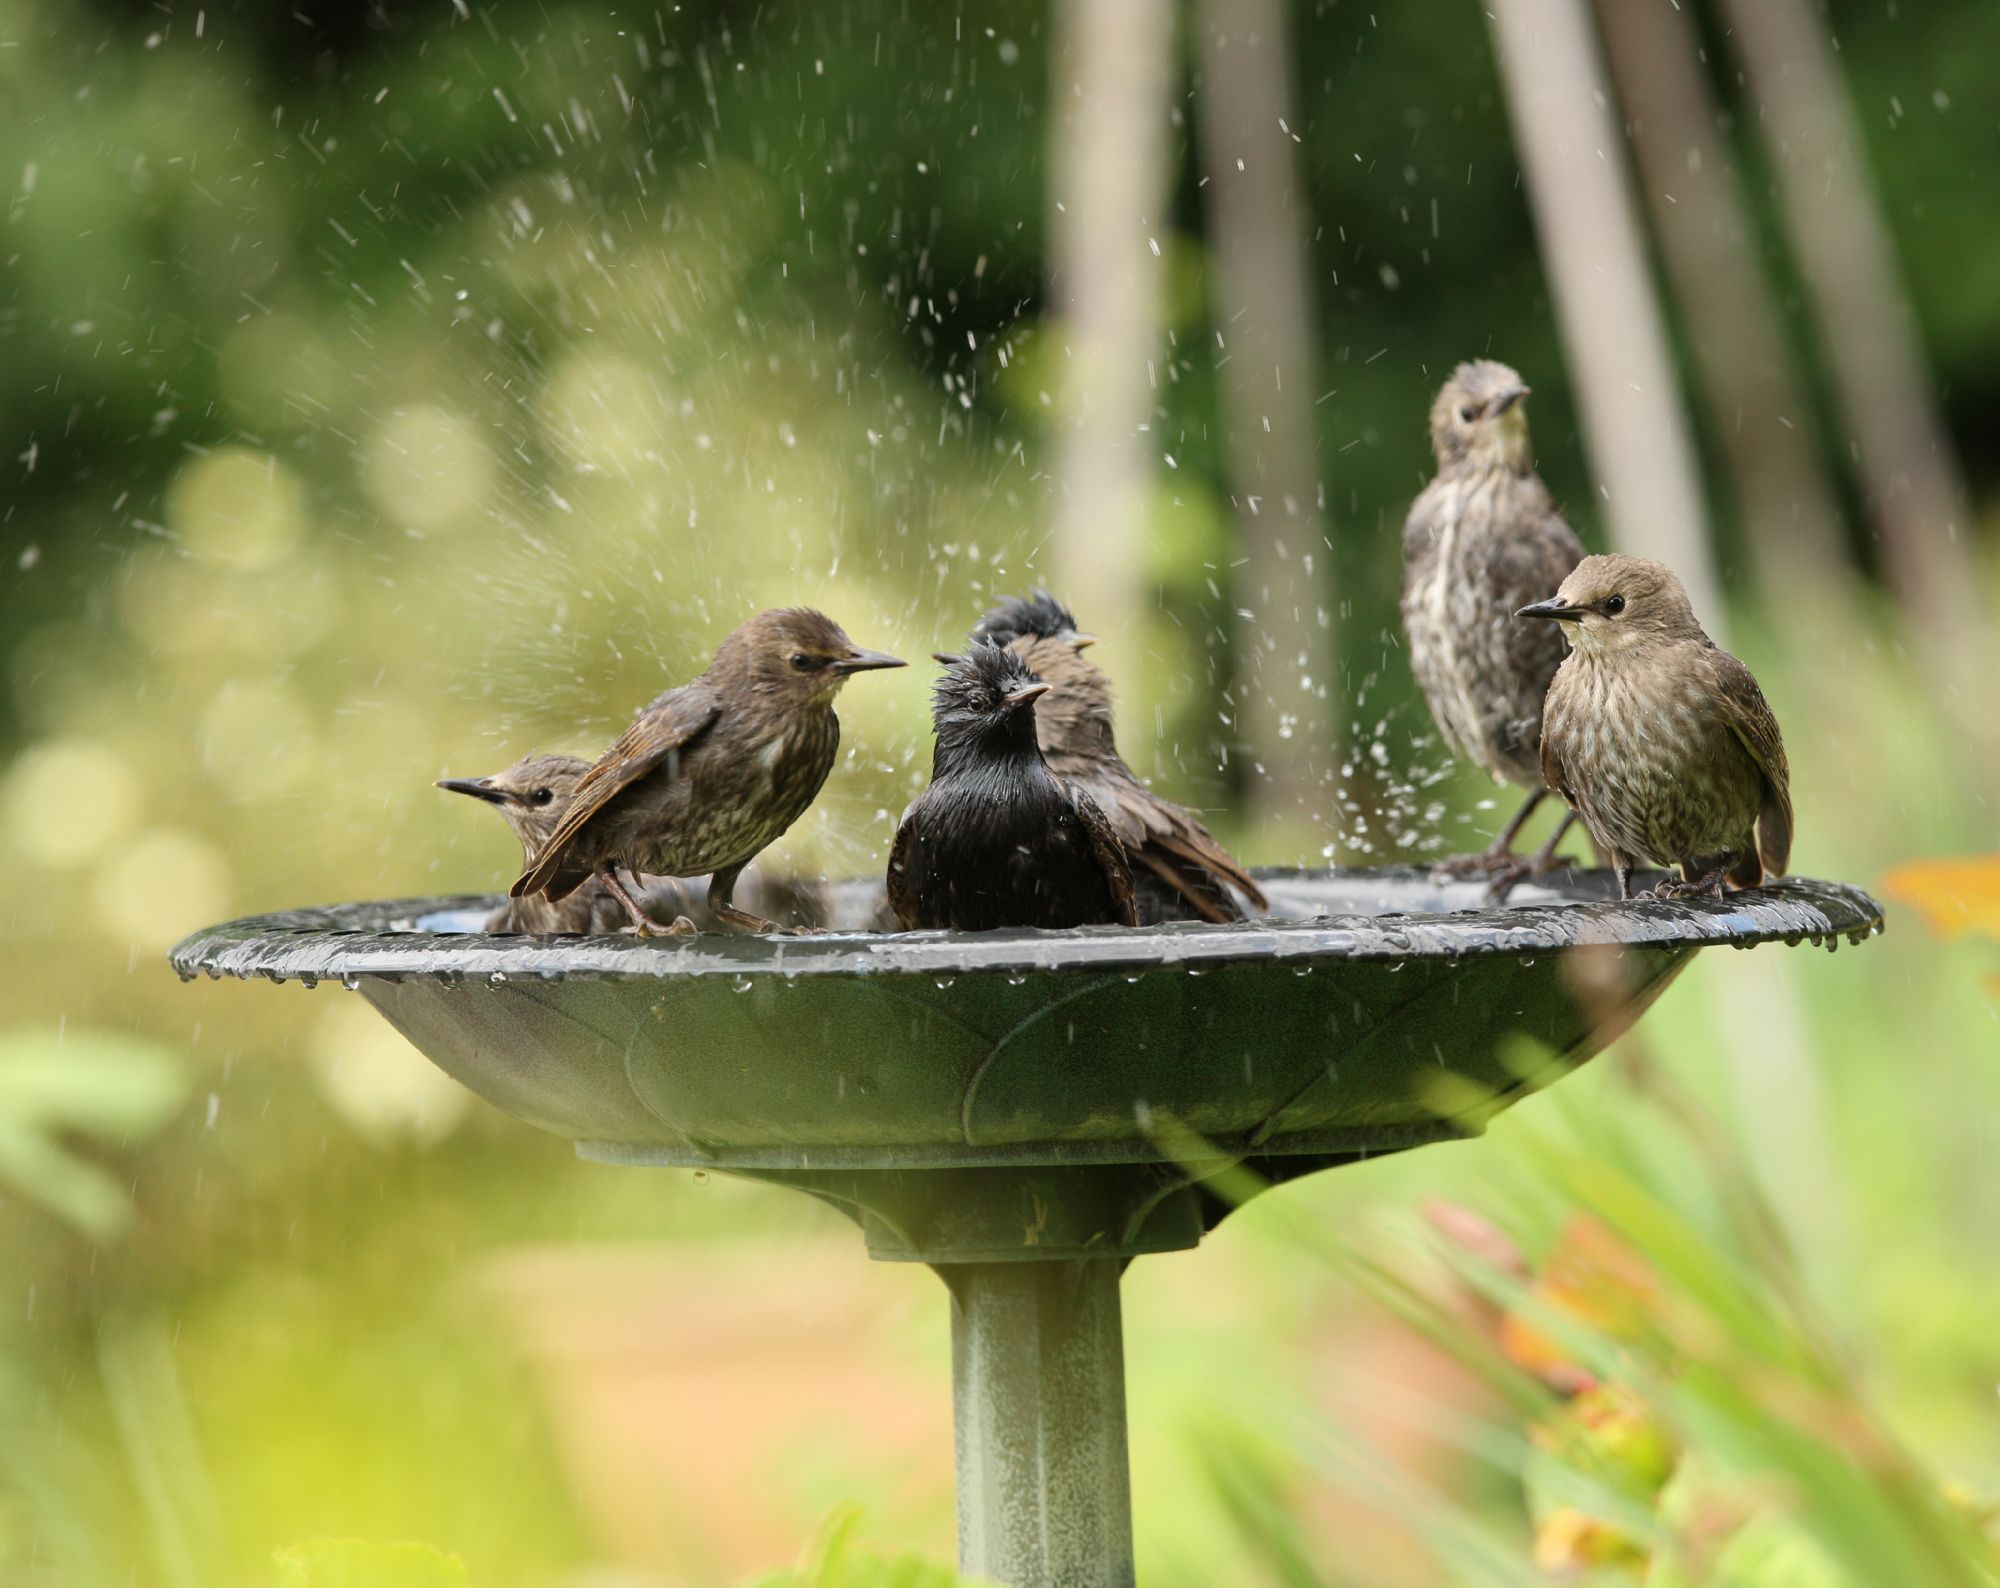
xmin=1522 ymin=554 xmax=1792 ymax=902
xmin=440 ymin=753 xmax=642 ymax=934
xmin=887 ymin=643 xmax=1138 ymax=932
xmin=509 ymin=609 xmax=904 ymax=935
xmin=1402 ymin=361 xmax=1587 ymax=894
xmin=965 ymin=591 xmax=1267 ymax=924
xmin=439 ymin=755 xmax=828 ymax=934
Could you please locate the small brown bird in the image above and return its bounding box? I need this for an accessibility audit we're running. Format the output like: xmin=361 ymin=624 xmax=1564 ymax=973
xmin=1403 ymin=361 xmax=1587 ymax=893
xmin=440 ymin=755 xmax=824 ymax=933
xmin=887 ymin=642 xmax=1138 ymax=932
xmin=1521 ymin=554 xmax=1792 ymax=902
xmin=440 ymin=753 xmax=642 ymax=933
xmin=511 ymin=609 xmax=904 ymax=935
xmin=965 ymin=591 xmax=1267 ymax=924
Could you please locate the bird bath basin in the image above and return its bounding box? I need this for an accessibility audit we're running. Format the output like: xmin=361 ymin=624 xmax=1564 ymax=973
xmin=170 ymin=867 xmax=1882 ymax=1586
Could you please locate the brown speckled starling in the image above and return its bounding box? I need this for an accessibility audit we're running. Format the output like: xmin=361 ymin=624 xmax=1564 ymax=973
xmin=440 ymin=753 xmax=645 ymax=934
xmin=1522 ymin=554 xmax=1792 ymax=902
xmin=1402 ymin=361 xmax=1587 ymax=893
xmin=511 ymin=609 xmax=904 ymax=935
xmin=964 ymin=591 xmax=1266 ymax=924
xmin=440 ymin=755 xmax=826 ymax=934
xmin=887 ymin=642 xmax=1138 ymax=931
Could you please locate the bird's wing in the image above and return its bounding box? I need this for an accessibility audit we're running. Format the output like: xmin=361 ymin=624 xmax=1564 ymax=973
xmin=1711 ymin=650 xmax=1792 ymax=878
xmin=1539 ymin=696 xmax=1576 ymax=811
xmin=1067 ymin=783 xmax=1139 ymax=927
xmin=1495 ymin=489 xmax=1587 ymax=751
xmin=512 ymin=686 xmax=724 ymax=898
xmin=1066 ymin=763 xmax=1266 ymax=921
xmin=884 ymin=801 xmax=924 ymax=930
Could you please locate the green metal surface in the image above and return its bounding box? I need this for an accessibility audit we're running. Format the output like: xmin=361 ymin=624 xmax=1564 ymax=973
xmin=167 ymin=868 xmax=1887 ymax=1588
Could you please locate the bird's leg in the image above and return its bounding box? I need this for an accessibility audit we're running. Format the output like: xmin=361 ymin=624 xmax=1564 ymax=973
xmin=707 ymin=864 xmax=782 ymax=935
xmin=1433 ymin=788 xmax=1546 ymax=882
xmin=1481 ymin=808 xmax=1584 ymax=903
xmin=1651 ymin=862 xmax=1728 ymax=902
xmin=1614 ymin=859 xmax=1635 ymax=901
xmin=601 ymin=867 xmax=688 ymax=937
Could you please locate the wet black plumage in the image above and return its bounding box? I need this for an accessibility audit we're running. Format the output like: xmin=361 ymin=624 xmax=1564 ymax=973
xmin=887 ymin=643 xmax=1138 ymax=932
xmin=968 ymin=591 xmax=1266 ymax=924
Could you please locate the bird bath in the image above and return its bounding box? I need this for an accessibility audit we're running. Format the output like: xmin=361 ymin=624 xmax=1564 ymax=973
xmin=169 ymin=867 xmax=1882 ymax=1586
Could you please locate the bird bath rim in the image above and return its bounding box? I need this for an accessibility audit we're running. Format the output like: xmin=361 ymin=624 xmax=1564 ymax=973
xmin=168 ymin=866 xmax=1884 ymax=986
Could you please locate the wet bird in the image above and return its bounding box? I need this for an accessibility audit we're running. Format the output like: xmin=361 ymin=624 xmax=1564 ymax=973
xmin=440 ymin=754 xmax=644 ymax=933
xmin=439 ymin=755 xmax=825 ymax=934
xmin=887 ymin=642 xmax=1138 ymax=931
xmin=1521 ymin=554 xmax=1791 ymax=902
xmin=963 ymin=591 xmax=1266 ymax=924
xmin=511 ymin=609 xmax=904 ymax=935
xmin=1402 ymin=361 xmax=1587 ymax=894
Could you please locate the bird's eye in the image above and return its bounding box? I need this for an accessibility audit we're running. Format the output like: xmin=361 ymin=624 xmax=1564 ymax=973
xmin=1603 ymin=595 xmax=1626 ymax=617
xmin=530 ymin=787 xmax=554 ymax=805
xmin=789 ymin=652 xmax=814 ymax=671
xmin=1458 ymin=405 xmax=1478 ymax=423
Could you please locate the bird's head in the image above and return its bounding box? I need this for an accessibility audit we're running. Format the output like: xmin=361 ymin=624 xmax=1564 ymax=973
xmin=437 ymin=752 xmax=591 ymax=852
xmin=716 ymin=607 xmax=906 ymax=704
xmin=951 ymin=590 xmax=1112 ymax=754
xmin=1517 ymin=553 xmax=1705 ymax=655
xmin=1430 ymin=359 xmax=1534 ymax=472
xmin=970 ymin=589 xmax=1097 ymax=652
xmin=930 ymin=641 xmax=1050 ymax=760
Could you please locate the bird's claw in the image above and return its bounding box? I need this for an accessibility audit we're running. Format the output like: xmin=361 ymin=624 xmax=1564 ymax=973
xmin=1648 ymin=875 xmax=1725 ymax=903
xmin=625 ymin=914 xmax=699 ymax=937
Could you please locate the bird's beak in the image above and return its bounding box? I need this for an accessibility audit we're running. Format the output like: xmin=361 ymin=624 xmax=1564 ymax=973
xmin=931 ymin=651 xmax=964 ymax=667
xmin=1490 ymin=384 xmax=1530 ymax=416
xmin=1065 ymin=629 xmax=1098 ymax=651
xmin=1516 ymin=597 xmax=1585 ymax=623
xmin=437 ymin=776 xmax=508 ymax=804
xmin=1004 ymin=681 xmax=1051 ymax=710
xmin=831 ymin=647 xmax=908 ymax=674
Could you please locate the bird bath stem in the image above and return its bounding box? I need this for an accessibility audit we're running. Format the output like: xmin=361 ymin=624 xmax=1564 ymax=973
xmin=169 ymin=868 xmax=1883 ymax=1587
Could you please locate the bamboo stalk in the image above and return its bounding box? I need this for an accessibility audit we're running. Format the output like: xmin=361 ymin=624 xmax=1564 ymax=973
xmin=1194 ymin=0 xmax=1337 ymax=828
xmin=1484 ymin=0 xmax=1724 ymax=632
xmin=1592 ymin=0 xmax=1853 ymax=599
xmin=1716 ymin=0 xmax=1996 ymax=766
xmin=1045 ymin=0 xmax=1178 ymax=681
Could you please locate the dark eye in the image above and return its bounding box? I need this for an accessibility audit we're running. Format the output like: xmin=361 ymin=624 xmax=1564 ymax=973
xmin=1603 ymin=595 xmax=1626 ymax=617
xmin=789 ymin=652 xmax=814 ymax=671
xmin=1459 ymin=405 xmax=1478 ymax=423
xmin=530 ymin=787 xmax=555 ymax=805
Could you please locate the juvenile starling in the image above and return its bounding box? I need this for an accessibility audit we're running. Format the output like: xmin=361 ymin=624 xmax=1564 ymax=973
xmin=1402 ymin=361 xmax=1587 ymax=892
xmin=439 ymin=756 xmax=824 ymax=933
xmin=965 ymin=591 xmax=1267 ymax=924
xmin=887 ymin=642 xmax=1138 ymax=931
xmin=511 ymin=609 xmax=904 ymax=935
xmin=439 ymin=754 xmax=645 ymax=934
xmin=1521 ymin=554 xmax=1792 ymax=902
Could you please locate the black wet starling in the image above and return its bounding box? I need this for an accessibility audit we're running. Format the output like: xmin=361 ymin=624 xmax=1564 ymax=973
xmin=511 ymin=609 xmax=904 ymax=935
xmin=439 ymin=755 xmax=825 ymax=933
xmin=1522 ymin=554 xmax=1792 ymax=902
xmin=887 ymin=642 xmax=1138 ymax=931
xmin=1402 ymin=361 xmax=1587 ymax=892
xmin=966 ymin=591 xmax=1266 ymax=924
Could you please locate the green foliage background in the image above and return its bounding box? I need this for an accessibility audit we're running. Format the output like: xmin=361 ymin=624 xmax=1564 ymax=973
xmin=1 ymin=0 xmax=1997 ymax=1584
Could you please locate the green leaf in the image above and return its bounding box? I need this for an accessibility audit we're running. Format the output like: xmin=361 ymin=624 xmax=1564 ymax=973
xmin=0 ymin=1026 xmax=190 ymax=1238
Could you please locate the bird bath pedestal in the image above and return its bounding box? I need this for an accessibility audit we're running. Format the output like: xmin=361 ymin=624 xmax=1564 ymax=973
xmin=170 ymin=868 xmax=1883 ymax=1587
